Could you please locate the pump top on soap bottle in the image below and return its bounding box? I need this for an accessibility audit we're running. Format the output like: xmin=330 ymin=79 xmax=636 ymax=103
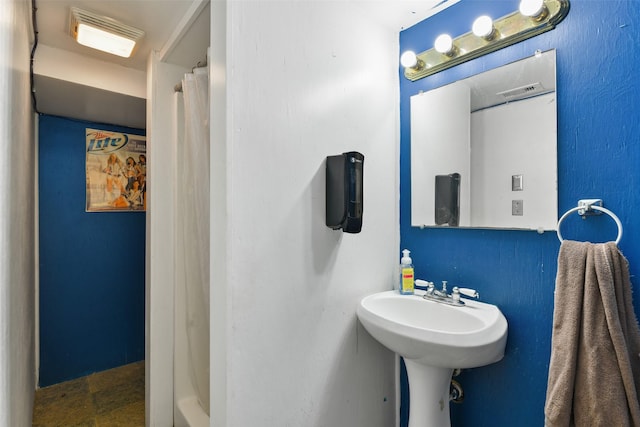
xmin=399 ymin=249 xmax=415 ymax=295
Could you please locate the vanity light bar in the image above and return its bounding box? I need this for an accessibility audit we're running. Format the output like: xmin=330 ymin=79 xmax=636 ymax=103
xmin=402 ymin=0 xmax=570 ymax=81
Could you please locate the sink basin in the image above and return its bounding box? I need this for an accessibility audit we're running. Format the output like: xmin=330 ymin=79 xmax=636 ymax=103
xmin=357 ymin=290 xmax=508 ymax=427
xmin=357 ymin=290 xmax=507 ymax=368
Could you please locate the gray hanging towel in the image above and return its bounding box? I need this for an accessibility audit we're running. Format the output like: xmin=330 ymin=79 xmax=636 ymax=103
xmin=545 ymin=241 xmax=640 ymax=426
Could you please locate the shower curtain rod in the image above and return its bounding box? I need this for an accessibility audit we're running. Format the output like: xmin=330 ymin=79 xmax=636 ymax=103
xmin=174 ymin=59 xmax=208 ymax=93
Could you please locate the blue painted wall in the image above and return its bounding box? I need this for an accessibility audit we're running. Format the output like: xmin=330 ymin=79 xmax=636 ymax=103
xmin=400 ymin=1 xmax=640 ymax=425
xmin=38 ymin=115 xmax=145 ymax=387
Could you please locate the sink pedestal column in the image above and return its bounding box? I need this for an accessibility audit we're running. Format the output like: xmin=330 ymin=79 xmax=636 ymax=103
xmin=404 ymin=360 xmax=453 ymax=427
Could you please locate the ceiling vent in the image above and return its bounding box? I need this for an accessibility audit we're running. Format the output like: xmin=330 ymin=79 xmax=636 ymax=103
xmin=69 ymin=7 xmax=144 ymax=58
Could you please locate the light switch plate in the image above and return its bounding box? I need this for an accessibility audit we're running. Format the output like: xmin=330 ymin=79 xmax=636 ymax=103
xmin=512 ymin=200 xmax=523 ymax=216
xmin=512 ymin=174 xmax=523 ymax=191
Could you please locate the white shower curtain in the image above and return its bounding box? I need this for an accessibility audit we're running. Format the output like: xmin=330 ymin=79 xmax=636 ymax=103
xmin=178 ymin=66 xmax=210 ymax=414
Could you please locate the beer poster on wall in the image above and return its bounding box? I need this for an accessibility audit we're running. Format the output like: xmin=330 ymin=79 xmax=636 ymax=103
xmin=85 ymin=128 xmax=147 ymax=212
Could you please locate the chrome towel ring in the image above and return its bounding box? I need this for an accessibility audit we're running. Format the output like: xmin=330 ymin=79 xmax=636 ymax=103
xmin=557 ymin=199 xmax=623 ymax=244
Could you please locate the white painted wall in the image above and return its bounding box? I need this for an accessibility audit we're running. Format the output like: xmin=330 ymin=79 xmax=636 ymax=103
xmin=34 ymin=45 xmax=146 ymax=98
xmin=471 ymin=93 xmax=557 ymax=229
xmin=0 ymin=0 xmax=36 ymax=426
xmin=221 ymin=2 xmax=399 ymax=425
xmin=148 ymin=2 xmax=401 ymax=425
xmin=411 ymin=82 xmax=471 ymax=227
xmin=208 ymin=1 xmax=228 ymax=425
xmin=146 ymin=51 xmax=188 ymax=426
xmin=33 ymin=45 xmax=147 ymax=129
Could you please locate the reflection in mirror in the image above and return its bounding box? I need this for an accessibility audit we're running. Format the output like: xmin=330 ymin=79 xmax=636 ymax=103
xmin=410 ymin=49 xmax=557 ymax=230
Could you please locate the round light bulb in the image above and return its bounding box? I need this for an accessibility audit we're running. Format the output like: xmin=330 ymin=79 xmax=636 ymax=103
xmin=434 ymin=34 xmax=454 ymax=54
xmin=472 ymin=15 xmax=494 ymax=38
xmin=400 ymin=51 xmax=418 ymax=68
xmin=519 ymin=0 xmax=545 ymax=17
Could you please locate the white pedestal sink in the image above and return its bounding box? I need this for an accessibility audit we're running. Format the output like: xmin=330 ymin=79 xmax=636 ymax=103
xmin=356 ymin=290 xmax=507 ymax=427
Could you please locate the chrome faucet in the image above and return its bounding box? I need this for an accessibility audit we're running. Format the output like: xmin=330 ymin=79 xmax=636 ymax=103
xmin=432 ymin=280 xmax=449 ymax=298
xmin=416 ymin=279 xmax=479 ymax=307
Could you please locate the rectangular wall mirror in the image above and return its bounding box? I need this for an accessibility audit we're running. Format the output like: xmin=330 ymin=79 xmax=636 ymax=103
xmin=410 ymin=49 xmax=557 ymax=230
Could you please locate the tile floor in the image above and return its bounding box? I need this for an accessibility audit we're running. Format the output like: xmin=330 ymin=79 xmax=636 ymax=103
xmin=32 ymin=360 xmax=145 ymax=427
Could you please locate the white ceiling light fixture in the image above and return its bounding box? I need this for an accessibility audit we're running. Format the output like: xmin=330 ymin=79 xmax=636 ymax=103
xmin=69 ymin=7 xmax=145 ymax=58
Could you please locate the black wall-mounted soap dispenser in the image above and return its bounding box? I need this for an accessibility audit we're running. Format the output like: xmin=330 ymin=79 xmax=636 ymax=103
xmin=326 ymin=151 xmax=364 ymax=233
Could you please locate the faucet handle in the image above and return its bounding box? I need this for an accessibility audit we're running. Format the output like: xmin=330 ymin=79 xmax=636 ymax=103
xmin=415 ymin=279 xmax=435 ymax=293
xmin=415 ymin=279 xmax=433 ymax=287
xmin=457 ymin=287 xmax=479 ymax=299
